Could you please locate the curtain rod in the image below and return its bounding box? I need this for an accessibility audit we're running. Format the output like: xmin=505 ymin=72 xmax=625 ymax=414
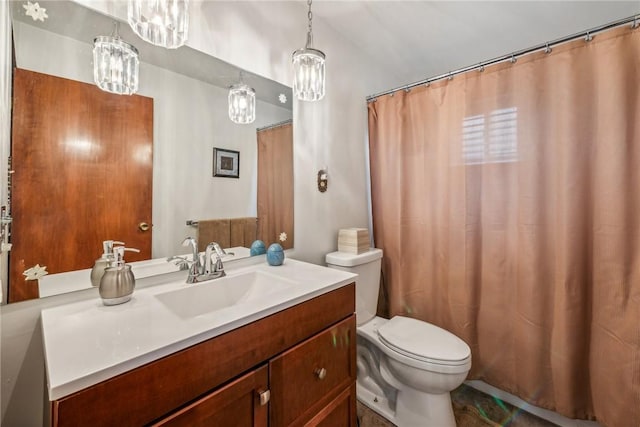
xmin=366 ymin=13 xmax=640 ymax=102
xmin=256 ymin=119 xmax=292 ymax=132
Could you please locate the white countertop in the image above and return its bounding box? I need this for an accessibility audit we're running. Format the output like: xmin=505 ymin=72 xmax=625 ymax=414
xmin=40 ymin=258 xmax=356 ymax=400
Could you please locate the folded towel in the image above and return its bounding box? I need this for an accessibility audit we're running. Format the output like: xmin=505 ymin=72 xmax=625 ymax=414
xmin=197 ymin=217 xmax=258 ymax=251
xmin=197 ymin=219 xmax=230 ymax=251
xmin=230 ymin=217 xmax=257 ymax=248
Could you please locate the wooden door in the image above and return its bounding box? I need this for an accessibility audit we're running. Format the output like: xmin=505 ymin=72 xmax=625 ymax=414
xmin=10 ymin=69 xmax=153 ymax=302
xmin=257 ymin=121 xmax=293 ymax=249
xmin=152 ymin=365 xmax=269 ymax=427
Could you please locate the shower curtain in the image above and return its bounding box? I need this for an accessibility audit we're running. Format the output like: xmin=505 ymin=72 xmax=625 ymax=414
xmin=368 ymin=26 xmax=639 ymax=426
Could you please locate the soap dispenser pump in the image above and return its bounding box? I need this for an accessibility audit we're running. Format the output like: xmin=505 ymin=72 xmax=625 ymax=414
xmin=90 ymin=240 xmax=124 ymax=287
xmin=99 ymin=246 xmax=140 ymax=306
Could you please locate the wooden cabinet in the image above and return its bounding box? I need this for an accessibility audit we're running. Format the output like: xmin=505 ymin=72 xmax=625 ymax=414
xmin=305 ymin=385 xmax=357 ymax=427
xmin=270 ymin=317 xmax=356 ymax=426
xmin=153 ymin=365 xmax=269 ymax=427
xmin=50 ymin=283 xmax=356 ymax=427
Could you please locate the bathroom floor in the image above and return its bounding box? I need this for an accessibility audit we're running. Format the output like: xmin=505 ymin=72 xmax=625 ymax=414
xmin=357 ymin=384 xmax=559 ymax=427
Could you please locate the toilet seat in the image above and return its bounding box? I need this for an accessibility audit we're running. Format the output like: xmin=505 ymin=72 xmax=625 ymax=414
xmin=377 ymin=316 xmax=471 ymax=366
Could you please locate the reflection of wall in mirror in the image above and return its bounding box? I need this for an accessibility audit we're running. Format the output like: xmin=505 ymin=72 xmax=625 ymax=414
xmin=12 ymin=21 xmax=293 ymax=261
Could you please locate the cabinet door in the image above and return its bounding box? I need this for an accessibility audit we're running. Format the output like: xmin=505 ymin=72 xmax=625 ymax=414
xmin=270 ymin=315 xmax=356 ymax=426
xmin=305 ymin=384 xmax=356 ymax=427
xmin=153 ymin=365 xmax=269 ymax=427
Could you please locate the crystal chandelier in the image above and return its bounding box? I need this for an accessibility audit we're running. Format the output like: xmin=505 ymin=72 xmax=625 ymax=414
xmin=128 ymin=0 xmax=189 ymax=49
xmin=228 ymin=80 xmax=256 ymax=124
xmin=93 ymin=23 xmax=139 ymax=95
xmin=292 ymin=0 xmax=325 ymax=101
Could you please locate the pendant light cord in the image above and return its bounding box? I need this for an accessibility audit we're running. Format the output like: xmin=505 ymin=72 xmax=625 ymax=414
xmin=306 ymin=0 xmax=314 ymax=49
xmin=112 ymin=21 xmax=120 ymax=39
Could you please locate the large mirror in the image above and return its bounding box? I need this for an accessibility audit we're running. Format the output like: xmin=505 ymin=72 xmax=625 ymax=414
xmin=6 ymin=0 xmax=294 ymax=303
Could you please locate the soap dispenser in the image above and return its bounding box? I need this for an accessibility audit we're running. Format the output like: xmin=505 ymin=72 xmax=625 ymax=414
xmin=90 ymin=240 xmax=124 ymax=287
xmin=99 ymin=246 xmax=140 ymax=306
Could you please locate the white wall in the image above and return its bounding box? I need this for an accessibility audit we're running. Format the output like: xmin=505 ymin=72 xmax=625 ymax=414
xmin=13 ymin=22 xmax=292 ymax=258
xmin=1 ymin=2 xmax=393 ymax=425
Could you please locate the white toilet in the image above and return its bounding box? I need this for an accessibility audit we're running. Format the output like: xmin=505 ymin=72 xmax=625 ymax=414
xmin=326 ymin=248 xmax=471 ymax=427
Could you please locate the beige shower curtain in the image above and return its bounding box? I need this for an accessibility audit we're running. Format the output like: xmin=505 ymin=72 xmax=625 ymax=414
xmin=368 ymin=26 xmax=640 ymax=426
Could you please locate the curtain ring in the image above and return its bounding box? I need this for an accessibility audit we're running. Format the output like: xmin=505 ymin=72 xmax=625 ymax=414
xmin=544 ymin=43 xmax=552 ymax=54
xmin=585 ymin=31 xmax=593 ymax=42
xmin=424 ymin=81 xmax=430 ymax=88
xmin=477 ymin=63 xmax=485 ymax=72
xmin=632 ymin=16 xmax=639 ymax=29
xmin=447 ymin=72 xmax=453 ymax=81
xmin=510 ymin=54 xmax=517 ymax=64
xmin=404 ymin=86 xmax=411 ymax=93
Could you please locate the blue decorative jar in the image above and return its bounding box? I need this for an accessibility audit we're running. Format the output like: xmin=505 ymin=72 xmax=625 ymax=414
xmin=266 ymin=243 xmax=285 ymax=266
xmin=250 ymin=240 xmax=266 ymax=256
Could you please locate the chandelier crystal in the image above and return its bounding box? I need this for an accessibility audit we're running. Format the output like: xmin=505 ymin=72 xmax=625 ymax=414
xmin=128 ymin=0 xmax=189 ymax=49
xmin=228 ymin=83 xmax=256 ymax=124
xmin=93 ymin=23 xmax=139 ymax=96
xmin=292 ymin=0 xmax=325 ymax=101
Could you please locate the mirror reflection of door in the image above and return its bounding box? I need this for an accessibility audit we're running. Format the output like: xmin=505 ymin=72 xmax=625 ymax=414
xmin=9 ymin=69 xmax=153 ymax=302
xmin=257 ymin=121 xmax=293 ymax=250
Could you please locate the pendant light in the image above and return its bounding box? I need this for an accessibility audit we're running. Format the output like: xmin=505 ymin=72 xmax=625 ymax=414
xmin=128 ymin=0 xmax=189 ymax=49
xmin=292 ymin=0 xmax=325 ymax=101
xmin=228 ymin=74 xmax=256 ymax=124
xmin=93 ymin=22 xmax=139 ymax=96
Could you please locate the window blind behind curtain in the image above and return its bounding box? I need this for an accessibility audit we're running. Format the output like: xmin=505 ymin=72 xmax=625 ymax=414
xmin=368 ymin=26 xmax=640 ymax=426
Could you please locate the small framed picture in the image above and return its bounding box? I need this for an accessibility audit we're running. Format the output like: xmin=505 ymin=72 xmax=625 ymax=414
xmin=213 ymin=148 xmax=240 ymax=178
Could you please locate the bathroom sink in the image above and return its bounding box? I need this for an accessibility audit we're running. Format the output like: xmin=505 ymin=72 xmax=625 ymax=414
xmin=154 ymin=270 xmax=297 ymax=318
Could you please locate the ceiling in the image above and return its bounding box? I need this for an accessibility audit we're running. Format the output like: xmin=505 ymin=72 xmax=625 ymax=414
xmin=11 ymin=1 xmax=640 ymax=100
xmin=310 ymin=1 xmax=640 ymax=93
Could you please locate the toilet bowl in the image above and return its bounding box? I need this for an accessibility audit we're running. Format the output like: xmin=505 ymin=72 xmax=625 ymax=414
xmin=326 ymin=249 xmax=471 ymax=427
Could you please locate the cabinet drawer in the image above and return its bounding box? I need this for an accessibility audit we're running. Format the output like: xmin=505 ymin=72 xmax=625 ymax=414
xmin=153 ymin=365 xmax=268 ymax=427
xmin=270 ymin=315 xmax=356 ymax=426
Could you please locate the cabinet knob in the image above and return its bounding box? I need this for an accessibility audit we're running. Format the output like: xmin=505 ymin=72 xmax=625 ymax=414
xmin=315 ymin=368 xmax=327 ymax=380
xmin=258 ymin=389 xmax=270 ymax=406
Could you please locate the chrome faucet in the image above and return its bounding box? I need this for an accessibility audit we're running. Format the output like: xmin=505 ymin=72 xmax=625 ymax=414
xmin=204 ymin=242 xmax=225 ymax=274
xmin=180 ymin=237 xmax=226 ymax=283
xmin=166 ymin=255 xmax=190 ymax=271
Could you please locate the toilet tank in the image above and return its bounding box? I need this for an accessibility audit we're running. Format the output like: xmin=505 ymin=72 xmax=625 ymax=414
xmin=325 ymin=249 xmax=383 ymax=325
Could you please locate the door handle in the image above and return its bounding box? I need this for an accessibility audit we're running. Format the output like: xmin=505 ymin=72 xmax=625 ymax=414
xmin=258 ymin=389 xmax=270 ymax=406
xmin=139 ymin=222 xmax=150 ymax=232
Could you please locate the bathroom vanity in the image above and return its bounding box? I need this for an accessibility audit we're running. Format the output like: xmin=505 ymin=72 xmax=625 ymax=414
xmin=41 ymin=260 xmax=357 ymax=426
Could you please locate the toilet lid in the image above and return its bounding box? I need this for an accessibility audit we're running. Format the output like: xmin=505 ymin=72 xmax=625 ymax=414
xmin=377 ymin=316 xmax=471 ymax=365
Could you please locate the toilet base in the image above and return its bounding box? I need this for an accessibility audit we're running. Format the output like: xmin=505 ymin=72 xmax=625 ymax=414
xmin=357 ymin=380 xmax=456 ymax=427
xmin=356 ymin=382 xmax=396 ymax=423
xmin=394 ymin=386 xmax=456 ymax=427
